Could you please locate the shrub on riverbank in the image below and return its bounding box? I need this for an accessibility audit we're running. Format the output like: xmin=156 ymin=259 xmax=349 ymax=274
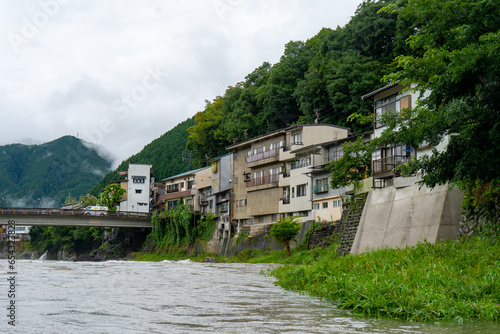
xmin=270 ymin=237 xmax=500 ymax=322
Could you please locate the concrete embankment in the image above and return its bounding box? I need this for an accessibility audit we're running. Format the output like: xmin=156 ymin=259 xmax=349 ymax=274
xmin=351 ymin=176 xmax=462 ymax=254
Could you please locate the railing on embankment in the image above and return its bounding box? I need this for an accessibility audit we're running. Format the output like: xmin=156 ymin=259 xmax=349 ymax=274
xmin=0 ymin=208 xmax=151 ymax=220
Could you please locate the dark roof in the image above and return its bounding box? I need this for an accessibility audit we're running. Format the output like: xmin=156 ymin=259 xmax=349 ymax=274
xmin=361 ymin=83 xmax=400 ymax=100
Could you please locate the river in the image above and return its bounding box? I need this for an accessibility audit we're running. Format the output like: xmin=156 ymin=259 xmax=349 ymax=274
xmin=1 ymin=259 xmax=499 ymax=333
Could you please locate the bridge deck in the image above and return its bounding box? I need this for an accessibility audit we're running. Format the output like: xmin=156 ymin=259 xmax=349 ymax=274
xmin=0 ymin=208 xmax=152 ymax=229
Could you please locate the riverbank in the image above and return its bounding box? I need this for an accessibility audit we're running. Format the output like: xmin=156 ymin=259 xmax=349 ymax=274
xmin=132 ymin=237 xmax=500 ymax=323
xmin=271 ymin=237 xmax=500 ymax=323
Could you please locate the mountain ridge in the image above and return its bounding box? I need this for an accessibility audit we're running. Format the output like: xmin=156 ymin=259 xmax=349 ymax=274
xmin=0 ymin=135 xmax=112 ymax=207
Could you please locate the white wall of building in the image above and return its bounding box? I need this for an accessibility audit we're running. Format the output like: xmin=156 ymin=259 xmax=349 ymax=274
xmin=120 ymin=164 xmax=153 ymax=213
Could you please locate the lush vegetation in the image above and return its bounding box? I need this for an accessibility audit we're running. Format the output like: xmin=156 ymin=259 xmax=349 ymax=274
xmin=269 ymin=216 xmax=302 ymax=256
xmin=28 ymin=226 xmax=103 ymax=255
xmin=271 ymin=238 xmax=500 ymax=322
xmin=150 ymin=201 xmax=217 ymax=250
xmin=378 ymin=0 xmax=500 ymax=190
xmin=0 ymin=135 xmax=111 ymax=207
xmin=98 ymin=184 xmax=126 ymax=210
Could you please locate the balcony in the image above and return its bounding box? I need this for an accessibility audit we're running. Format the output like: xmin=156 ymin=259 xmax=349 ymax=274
xmin=217 ymin=203 xmax=229 ymax=214
xmin=246 ymin=174 xmax=279 ymax=188
xmin=246 ymin=148 xmax=279 ymax=164
xmin=282 ymin=197 xmax=290 ymax=205
xmin=313 ymin=184 xmax=329 ymax=193
xmin=372 ymin=155 xmax=406 ymax=178
xmin=290 ymin=159 xmax=311 ymax=170
xmin=325 ymin=151 xmax=343 ymax=164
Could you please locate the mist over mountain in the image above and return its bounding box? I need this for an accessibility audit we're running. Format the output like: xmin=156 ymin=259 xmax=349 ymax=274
xmin=0 ymin=136 xmax=112 ymax=207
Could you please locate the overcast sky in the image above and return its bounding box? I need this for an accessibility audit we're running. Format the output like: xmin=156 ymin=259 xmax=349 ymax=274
xmin=0 ymin=0 xmax=362 ymax=167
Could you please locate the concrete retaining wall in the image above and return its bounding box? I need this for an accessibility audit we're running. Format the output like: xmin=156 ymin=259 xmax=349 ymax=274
xmin=209 ymin=221 xmax=312 ymax=256
xmin=350 ymin=176 xmax=462 ymax=254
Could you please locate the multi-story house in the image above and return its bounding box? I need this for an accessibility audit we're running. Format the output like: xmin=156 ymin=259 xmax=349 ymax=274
xmin=118 ymin=164 xmax=154 ymax=213
xmin=309 ymin=132 xmax=373 ymax=222
xmin=278 ymin=124 xmax=350 ymax=222
xmin=206 ymin=153 xmax=233 ymax=237
xmin=362 ymin=83 xmax=451 ymax=188
xmin=227 ymin=124 xmax=351 ymax=227
xmin=227 ymin=129 xmax=286 ymax=227
xmin=160 ymin=167 xmax=211 ymax=211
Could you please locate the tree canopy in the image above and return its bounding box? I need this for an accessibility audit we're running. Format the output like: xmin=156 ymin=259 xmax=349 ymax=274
xmin=380 ymin=0 xmax=500 ymax=188
xmin=270 ymin=216 xmax=302 ymax=256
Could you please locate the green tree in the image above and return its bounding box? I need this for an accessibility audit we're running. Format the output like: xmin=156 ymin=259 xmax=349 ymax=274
xmin=79 ymin=194 xmax=98 ymax=207
xmin=380 ymin=0 xmax=500 ymax=188
xmin=269 ymin=216 xmax=302 ymax=256
xmin=99 ymin=184 xmax=125 ymax=211
xmin=326 ymin=136 xmax=379 ymax=189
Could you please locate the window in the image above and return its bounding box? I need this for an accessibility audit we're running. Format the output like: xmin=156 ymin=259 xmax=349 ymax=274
xmin=235 ymin=176 xmax=239 ymax=183
xmin=291 ymin=154 xmax=311 ymax=169
xmin=270 ymin=141 xmax=283 ymax=151
xmin=269 ymin=167 xmax=282 ymax=182
xmin=209 ymin=200 xmax=213 ymax=209
xmin=297 ymin=184 xmax=306 ymax=197
xmin=322 ymin=202 xmax=328 ymax=209
xmin=293 ymin=133 xmax=302 ymax=145
xmin=328 ymin=145 xmax=343 ymax=162
xmin=314 ymin=178 xmax=328 ymax=193
xmin=167 ymin=184 xmax=179 ymax=193
xmin=187 ymin=180 xmax=195 ymax=189
xmin=253 ymin=170 xmax=265 ymax=185
xmin=132 ymin=176 xmax=146 ymax=183
xmin=272 ymin=214 xmax=278 ymax=221
xmin=375 ymin=94 xmax=411 ymax=128
xmin=259 ymin=216 xmax=264 ymax=223
xmin=253 ymin=146 xmax=265 ymax=155
xmin=234 ymin=153 xmax=239 ymax=161
xmin=313 ymin=203 xmax=319 ymax=210
xmin=135 ymin=189 xmax=142 ymax=194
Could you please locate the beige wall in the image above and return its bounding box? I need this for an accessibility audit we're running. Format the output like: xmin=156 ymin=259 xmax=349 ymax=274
xmin=247 ymin=188 xmax=282 ymax=216
xmin=195 ymin=167 xmax=212 ymax=190
xmin=312 ymin=196 xmax=343 ymax=222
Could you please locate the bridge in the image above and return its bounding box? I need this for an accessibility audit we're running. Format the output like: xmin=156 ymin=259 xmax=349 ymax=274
xmin=0 ymin=208 xmax=153 ymax=229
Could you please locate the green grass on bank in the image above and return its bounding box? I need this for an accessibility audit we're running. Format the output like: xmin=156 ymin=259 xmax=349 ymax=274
xmin=271 ymin=237 xmax=500 ymax=322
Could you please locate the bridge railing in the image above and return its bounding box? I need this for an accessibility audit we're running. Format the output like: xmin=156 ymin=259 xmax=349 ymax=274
xmin=0 ymin=208 xmax=152 ymax=220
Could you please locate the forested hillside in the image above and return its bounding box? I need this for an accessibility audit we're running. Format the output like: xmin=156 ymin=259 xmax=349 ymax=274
xmin=0 ymin=136 xmax=112 ymax=207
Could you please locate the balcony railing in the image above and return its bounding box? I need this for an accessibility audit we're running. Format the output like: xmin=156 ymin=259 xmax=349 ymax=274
xmin=325 ymin=151 xmax=343 ymax=164
xmin=372 ymin=155 xmax=406 ymax=177
xmin=313 ymin=184 xmax=329 ymax=193
xmin=290 ymin=159 xmax=311 ymax=170
xmin=246 ymin=174 xmax=279 ymax=187
xmin=246 ymin=148 xmax=279 ymax=163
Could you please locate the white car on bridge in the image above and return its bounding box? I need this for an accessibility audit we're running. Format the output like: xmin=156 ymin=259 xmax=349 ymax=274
xmin=83 ymin=206 xmax=108 ymax=216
